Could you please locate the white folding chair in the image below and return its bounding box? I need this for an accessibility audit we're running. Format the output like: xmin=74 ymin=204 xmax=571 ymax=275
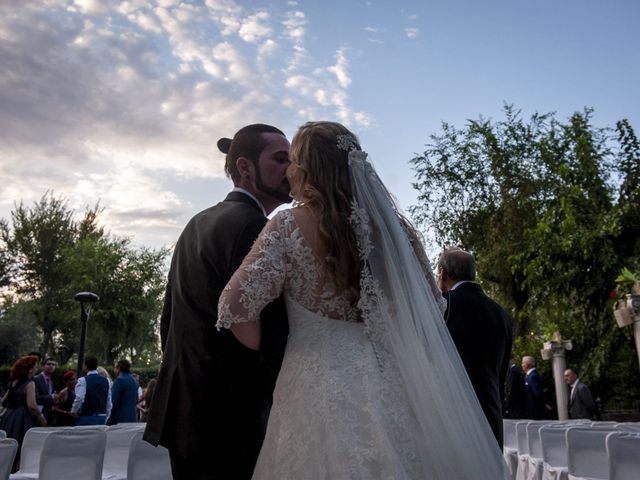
xmin=540 ymin=424 xmax=574 ymax=480
xmin=38 ymin=429 xmax=107 ymax=480
xmin=102 ymin=423 xmax=146 ymax=480
xmin=606 ymin=431 xmax=640 ymax=480
xmin=614 ymin=422 xmax=640 ymax=433
xmin=9 ymin=427 xmax=56 ymax=480
xmin=126 ymin=431 xmax=172 ymax=480
xmin=566 ymin=426 xmax=615 ymax=480
xmin=0 ymin=439 xmax=18 ymax=480
xmin=504 ymin=419 xmax=520 ymax=479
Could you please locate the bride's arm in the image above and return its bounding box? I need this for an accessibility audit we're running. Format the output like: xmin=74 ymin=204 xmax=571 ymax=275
xmin=217 ymin=214 xmax=287 ymax=350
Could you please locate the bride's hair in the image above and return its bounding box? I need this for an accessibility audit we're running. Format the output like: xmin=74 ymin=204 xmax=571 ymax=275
xmin=290 ymin=121 xmax=361 ymax=301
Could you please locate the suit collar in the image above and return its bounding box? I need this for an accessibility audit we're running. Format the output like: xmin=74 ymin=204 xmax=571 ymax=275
xmin=224 ymin=190 xmax=266 ymax=216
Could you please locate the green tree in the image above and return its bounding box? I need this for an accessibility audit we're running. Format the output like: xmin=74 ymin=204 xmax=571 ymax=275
xmin=410 ymin=106 xmax=640 ymax=407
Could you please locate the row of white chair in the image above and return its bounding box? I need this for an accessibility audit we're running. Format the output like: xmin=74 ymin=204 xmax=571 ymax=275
xmin=503 ymin=419 xmax=640 ymax=480
xmin=1 ymin=423 xmax=170 ymax=480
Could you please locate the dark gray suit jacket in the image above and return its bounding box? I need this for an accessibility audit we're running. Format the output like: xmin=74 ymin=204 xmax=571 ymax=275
xmin=33 ymin=373 xmax=55 ymax=420
xmin=444 ymin=282 xmax=512 ymax=447
xmin=568 ymin=380 xmax=596 ymax=419
xmin=143 ymin=192 xmax=288 ymax=479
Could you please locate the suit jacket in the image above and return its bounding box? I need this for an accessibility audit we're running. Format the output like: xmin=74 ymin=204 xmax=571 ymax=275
xmin=107 ymin=372 xmax=138 ymax=425
xmin=568 ymin=380 xmax=595 ymax=419
xmin=444 ymin=282 xmax=512 ymax=447
xmin=33 ymin=372 xmax=55 ymax=420
xmin=504 ymin=363 xmax=527 ymax=419
xmin=524 ymin=368 xmax=546 ymax=420
xmin=143 ymin=192 xmax=288 ymax=478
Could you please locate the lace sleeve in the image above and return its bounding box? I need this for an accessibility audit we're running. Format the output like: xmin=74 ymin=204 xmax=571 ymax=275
xmin=217 ymin=213 xmax=287 ymax=329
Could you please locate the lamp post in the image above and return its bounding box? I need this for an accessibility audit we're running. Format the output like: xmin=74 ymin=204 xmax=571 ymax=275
xmin=541 ymin=331 xmax=572 ymax=420
xmin=74 ymin=292 xmax=99 ymax=378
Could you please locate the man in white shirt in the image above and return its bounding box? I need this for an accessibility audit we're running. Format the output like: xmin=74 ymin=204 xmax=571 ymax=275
xmin=71 ymin=355 xmax=112 ymax=425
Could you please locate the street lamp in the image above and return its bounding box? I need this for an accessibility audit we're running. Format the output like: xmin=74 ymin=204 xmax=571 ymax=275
xmin=74 ymin=291 xmax=99 ymax=378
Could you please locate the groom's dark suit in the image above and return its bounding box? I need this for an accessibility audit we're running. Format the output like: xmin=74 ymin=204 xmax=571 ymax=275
xmin=444 ymin=282 xmax=512 ymax=447
xmin=144 ymin=192 xmax=288 ymax=480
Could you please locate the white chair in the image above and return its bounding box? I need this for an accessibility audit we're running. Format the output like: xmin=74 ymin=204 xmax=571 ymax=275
xmin=515 ymin=421 xmax=533 ymax=480
xmin=504 ymin=419 xmax=520 ymax=479
xmin=0 ymin=439 xmax=18 ymax=480
xmin=526 ymin=422 xmax=550 ymax=480
xmin=38 ymin=429 xmax=107 ymax=480
xmin=606 ymin=431 xmax=640 ymax=480
xmin=126 ymin=431 xmax=172 ymax=480
xmin=102 ymin=423 xmax=146 ymax=480
xmin=614 ymin=423 xmax=640 ymax=433
xmin=10 ymin=427 xmax=56 ymax=480
xmin=541 ymin=423 xmax=574 ymax=480
xmin=566 ymin=426 xmax=615 ymax=480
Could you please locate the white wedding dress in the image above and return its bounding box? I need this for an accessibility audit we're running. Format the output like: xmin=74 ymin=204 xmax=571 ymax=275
xmin=218 ymin=152 xmax=508 ymax=479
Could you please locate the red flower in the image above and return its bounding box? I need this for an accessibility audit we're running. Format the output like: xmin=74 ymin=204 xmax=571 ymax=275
xmin=609 ymin=290 xmax=618 ymax=300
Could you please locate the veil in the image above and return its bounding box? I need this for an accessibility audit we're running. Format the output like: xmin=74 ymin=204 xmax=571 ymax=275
xmin=347 ymin=148 xmax=508 ymax=479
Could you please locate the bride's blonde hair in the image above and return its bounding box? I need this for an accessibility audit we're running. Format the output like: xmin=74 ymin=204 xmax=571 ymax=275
xmin=290 ymin=121 xmax=361 ymax=301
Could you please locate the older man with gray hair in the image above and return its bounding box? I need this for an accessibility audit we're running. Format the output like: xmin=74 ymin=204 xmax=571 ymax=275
xmin=438 ymin=247 xmax=512 ymax=447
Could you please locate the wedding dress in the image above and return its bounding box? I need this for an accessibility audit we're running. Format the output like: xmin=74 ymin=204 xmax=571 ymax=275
xmin=217 ymin=150 xmax=508 ymax=479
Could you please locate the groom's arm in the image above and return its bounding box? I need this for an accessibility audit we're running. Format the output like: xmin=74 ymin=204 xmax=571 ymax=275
xmin=160 ymin=275 xmax=172 ymax=352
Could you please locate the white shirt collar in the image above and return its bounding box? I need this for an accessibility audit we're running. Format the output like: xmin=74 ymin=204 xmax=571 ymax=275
xmin=232 ymin=187 xmax=266 ymax=216
xmin=451 ymin=280 xmax=473 ymax=291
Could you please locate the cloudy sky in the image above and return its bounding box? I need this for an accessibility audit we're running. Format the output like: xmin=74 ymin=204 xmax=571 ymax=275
xmin=1 ymin=0 xmax=639 ymax=249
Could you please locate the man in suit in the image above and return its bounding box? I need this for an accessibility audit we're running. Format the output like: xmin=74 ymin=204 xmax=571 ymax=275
xmin=438 ymin=247 xmax=512 ymax=447
xmin=107 ymin=359 xmax=139 ymax=425
xmin=71 ymin=355 xmax=112 ymax=425
xmin=504 ymin=360 xmax=527 ymax=419
xmin=564 ymin=368 xmax=596 ymax=419
xmin=33 ymin=357 xmax=58 ymax=422
xmin=522 ymin=355 xmax=546 ymax=419
xmin=144 ymin=124 xmax=290 ymax=480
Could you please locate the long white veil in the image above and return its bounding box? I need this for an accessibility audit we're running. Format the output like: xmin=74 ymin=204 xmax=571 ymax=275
xmin=348 ymin=149 xmax=508 ymax=479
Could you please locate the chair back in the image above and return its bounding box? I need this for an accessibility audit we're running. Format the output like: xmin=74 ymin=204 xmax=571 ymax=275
xmin=606 ymin=431 xmax=640 ymax=480
xmin=38 ymin=429 xmax=107 ymax=480
xmin=503 ymin=420 xmax=518 ymax=450
xmin=566 ymin=426 xmax=614 ymax=480
xmin=614 ymin=422 xmax=640 ymax=433
xmin=526 ymin=422 xmax=548 ymax=460
xmin=14 ymin=427 xmax=56 ymax=475
xmin=516 ymin=421 xmax=531 ymax=454
xmin=0 ymin=438 xmax=18 ymax=480
xmin=540 ymin=424 xmax=572 ymax=468
xmin=126 ymin=431 xmax=172 ymax=480
xmin=103 ymin=423 xmax=146 ymax=478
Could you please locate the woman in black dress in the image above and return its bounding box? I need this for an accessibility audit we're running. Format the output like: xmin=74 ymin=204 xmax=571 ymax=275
xmin=0 ymin=355 xmax=47 ymax=471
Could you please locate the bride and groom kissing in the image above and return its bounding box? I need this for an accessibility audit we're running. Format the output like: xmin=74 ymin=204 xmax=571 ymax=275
xmin=143 ymin=122 xmax=509 ymax=479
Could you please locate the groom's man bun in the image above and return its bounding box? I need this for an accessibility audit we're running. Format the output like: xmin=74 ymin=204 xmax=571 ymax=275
xmin=220 ymin=124 xmax=285 ymax=184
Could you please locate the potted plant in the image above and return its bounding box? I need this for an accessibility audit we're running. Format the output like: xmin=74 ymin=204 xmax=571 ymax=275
xmin=612 ymin=267 xmax=640 ymax=328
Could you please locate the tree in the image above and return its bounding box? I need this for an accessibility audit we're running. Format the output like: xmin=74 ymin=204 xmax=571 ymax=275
xmin=0 ymin=192 xmax=168 ymax=366
xmin=410 ymin=106 xmax=640 ymax=407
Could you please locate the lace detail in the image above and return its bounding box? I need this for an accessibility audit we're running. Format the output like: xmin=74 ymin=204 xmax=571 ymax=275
xmin=217 ymin=209 xmax=358 ymax=330
xmin=337 ymin=134 xmax=359 ymax=151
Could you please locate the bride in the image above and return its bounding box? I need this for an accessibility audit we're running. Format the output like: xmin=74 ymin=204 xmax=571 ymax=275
xmin=217 ymin=121 xmax=507 ymax=479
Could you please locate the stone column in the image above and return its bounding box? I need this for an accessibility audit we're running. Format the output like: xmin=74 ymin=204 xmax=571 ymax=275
xmin=541 ymin=332 xmax=572 ymax=420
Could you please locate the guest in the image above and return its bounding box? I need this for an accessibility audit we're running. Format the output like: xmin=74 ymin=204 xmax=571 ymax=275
xmin=107 ymin=359 xmax=139 ymax=425
xmin=137 ymin=379 xmax=156 ymax=422
xmin=504 ymin=360 xmax=526 ymax=418
xmin=0 ymin=355 xmax=46 ymax=471
xmin=438 ymin=247 xmax=512 ymax=447
xmin=71 ymin=356 xmax=112 ymax=425
xmin=96 ymin=365 xmax=113 ymax=388
xmin=51 ymin=371 xmax=78 ymax=426
xmin=132 ymin=373 xmax=143 ymax=401
xmin=522 ymin=356 xmax=546 ymax=419
xmin=33 ymin=357 xmax=58 ymax=422
xmin=564 ymin=368 xmax=596 ymax=419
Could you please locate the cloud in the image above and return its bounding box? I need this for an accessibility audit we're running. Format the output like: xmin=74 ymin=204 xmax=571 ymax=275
xmin=364 ymin=26 xmax=379 ymax=33
xmin=327 ymin=48 xmax=351 ymax=88
xmin=238 ymin=10 xmax=271 ymax=43
xmin=405 ymin=27 xmax=419 ymax=38
xmin=408 ymin=14 xmax=418 ymax=20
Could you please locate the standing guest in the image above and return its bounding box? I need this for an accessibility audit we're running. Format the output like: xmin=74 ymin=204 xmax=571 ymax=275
xmin=107 ymin=359 xmax=139 ymax=425
xmin=131 ymin=373 xmax=143 ymax=401
xmin=438 ymin=247 xmax=512 ymax=447
xmin=144 ymin=124 xmax=290 ymax=480
xmin=522 ymin=356 xmax=546 ymax=419
xmin=33 ymin=357 xmax=58 ymax=422
xmin=71 ymin=356 xmax=112 ymax=425
xmin=0 ymin=355 xmax=47 ymax=471
xmin=137 ymin=379 xmax=156 ymax=422
xmin=564 ymin=368 xmax=596 ymax=419
xmin=51 ymin=371 xmax=78 ymax=426
xmin=504 ymin=360 xmax=527 ymax=418
xmin=96 ymin=366 xmax=113 ymax=388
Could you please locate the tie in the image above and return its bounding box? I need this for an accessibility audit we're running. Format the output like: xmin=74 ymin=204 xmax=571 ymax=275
xmin=46 ymin=376 xmax=52 ymax=395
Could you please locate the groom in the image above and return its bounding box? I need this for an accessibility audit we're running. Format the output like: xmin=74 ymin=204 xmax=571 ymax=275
xmin=144 ymin=124 xmax=291 ymax=479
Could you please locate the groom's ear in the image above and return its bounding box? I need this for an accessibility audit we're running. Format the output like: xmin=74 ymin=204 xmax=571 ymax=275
xmin=236 ymin=156 xmax=256 ymax=181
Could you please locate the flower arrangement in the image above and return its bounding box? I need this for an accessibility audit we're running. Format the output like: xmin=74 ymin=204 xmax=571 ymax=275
xmin=612 ymin=267 xmax=640 ymax=328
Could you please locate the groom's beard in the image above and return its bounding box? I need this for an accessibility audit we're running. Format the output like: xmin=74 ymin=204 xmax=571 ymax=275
xmin=256 ymin=173 xmax=293 ymax=205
